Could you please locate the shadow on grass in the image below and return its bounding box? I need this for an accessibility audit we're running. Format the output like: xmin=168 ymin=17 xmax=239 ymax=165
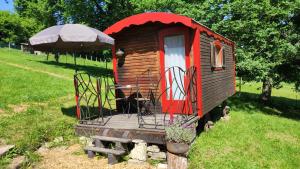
xmin=62 ymin=92 xmax=299 ymax=136
xmin=61 ymin=106 xmax=77 ymax=118
xmin=61 ymin=106 xmax=117 ymax=120
xmin=61 ymin=106 xmax=103 ymax=119
xmin=229 ymin=92 xmax=300 ymax=121
xmin=35 ymin=60 xmax=113 ymax=77
xmin=196 ymin=92 xmax=300 ymax=134
xmin=196 ymin=106 xmax=224 ymax=134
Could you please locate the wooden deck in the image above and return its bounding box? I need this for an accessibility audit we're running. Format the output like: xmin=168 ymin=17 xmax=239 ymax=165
xmin=79 ymin=113 xmax=170 ymax=130
xmin=75 ymin=112 xmax=197 ymax=144
xmin=75 ymin=113 xmax=170 ymax=144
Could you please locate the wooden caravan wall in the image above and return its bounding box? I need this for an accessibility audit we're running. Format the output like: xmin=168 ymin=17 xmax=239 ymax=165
xmin=114 ymin=23 xmax=194 ymax=99
xmin=200 ymin=33 xmax=235 ymax=115
xmin=114 ymin=24 xmax=161 ymax=98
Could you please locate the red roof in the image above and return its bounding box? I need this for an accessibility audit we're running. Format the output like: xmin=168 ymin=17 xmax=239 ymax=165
xmin=104 ymin=12 xmax=234 ymax=45
xmin=104 ymin=12 xmax=195 ymax=35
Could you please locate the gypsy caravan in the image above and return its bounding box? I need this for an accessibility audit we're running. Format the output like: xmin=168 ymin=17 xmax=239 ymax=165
xmin=75 ymin=12 xmax=235 ymax=145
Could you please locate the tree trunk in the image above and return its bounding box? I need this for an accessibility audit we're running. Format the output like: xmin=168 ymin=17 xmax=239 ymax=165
xmin=260 ymin=78 xmax=272 ymax=104
xmin=167 ymin=152 xmax=188 ymax=169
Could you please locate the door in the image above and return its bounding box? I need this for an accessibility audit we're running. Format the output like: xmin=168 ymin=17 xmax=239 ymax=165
xmin=159 ymin=27 xmax=190 ymax=114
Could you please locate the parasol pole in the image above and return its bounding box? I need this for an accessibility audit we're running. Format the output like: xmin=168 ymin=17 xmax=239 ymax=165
xmin=73 ymin=53 xmax=77 ymax=73
xmin=105 ymin=58 xmax=108 ymax=78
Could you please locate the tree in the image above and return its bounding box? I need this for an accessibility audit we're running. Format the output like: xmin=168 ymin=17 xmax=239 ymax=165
xmin=14 ymin=0 xmax=64 ymax=28
xmin=178 ymin=0 xmax=300 ymax=102
xmin=14 ymin=0 xmax=135 ymax=31
xmin=130 ymin=0 xmax=187 ymax=13
xmin=0 ymin=11 xmax=42 ymax=44
xmin=62 ymin=0 xmax=134 ymax=30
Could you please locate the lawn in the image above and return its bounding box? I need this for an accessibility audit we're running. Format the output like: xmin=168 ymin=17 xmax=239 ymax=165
xmin=0 ymin=48 xmax=299 ymax=168
xmin=0 ymin=48 xmax=111 ymax=168
xmin=189 ymin=83 xmax=300 ymax=168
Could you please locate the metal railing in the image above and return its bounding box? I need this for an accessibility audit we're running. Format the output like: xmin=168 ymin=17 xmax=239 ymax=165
xmin=74 ymin=72 xmax=116 ymax=125
xmin=74 ymin=66 xmax=198 ymax=129
xmin=136 ymin=66 xmax=198 ymax=129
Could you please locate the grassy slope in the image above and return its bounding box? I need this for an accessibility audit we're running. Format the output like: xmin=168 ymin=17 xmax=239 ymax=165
xmin=0 ymin=63 xmax=72 ymax=109
xmin=189 ymin=83 xmax=300 ymax=169
xmin=0 ymin=48 xmax=112 ymax=78
xmin=0 ymin=48 xmax=111 ymax=167
xmin=0 ymin=48 xmax=299 ymax=168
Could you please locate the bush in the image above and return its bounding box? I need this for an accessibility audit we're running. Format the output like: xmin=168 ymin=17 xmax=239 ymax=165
xmin=165 ymin=123 xmax=194 ymax=144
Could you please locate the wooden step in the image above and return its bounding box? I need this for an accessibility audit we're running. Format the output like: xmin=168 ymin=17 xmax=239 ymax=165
xmin=91 ymin=136 xmax=131 ymax=143
xmin=84 ymin=146 xmax=125 ymax=156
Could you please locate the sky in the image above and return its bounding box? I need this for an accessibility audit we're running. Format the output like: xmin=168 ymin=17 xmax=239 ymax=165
xmin=0 ymin=0 xmax=14 ymax=12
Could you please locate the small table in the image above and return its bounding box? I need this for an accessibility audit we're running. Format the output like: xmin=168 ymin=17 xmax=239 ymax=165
xmin=107 ymin=84 xmax=139 ymax=115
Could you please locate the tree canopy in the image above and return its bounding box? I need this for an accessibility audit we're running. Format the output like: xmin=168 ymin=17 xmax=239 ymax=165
xmin=0 ymin=11 xmax=42 ymax=44
xmin=130 ymin=0 xmax=300 ymax=93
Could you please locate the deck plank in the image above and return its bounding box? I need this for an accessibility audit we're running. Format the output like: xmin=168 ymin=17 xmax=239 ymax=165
xmin=91 ymin=136 xmax=131 ymax=143
xmin=86 ymin=113 xmax=173 ymax=129
xmin=84 ymin=146 xmax=125 ymax=155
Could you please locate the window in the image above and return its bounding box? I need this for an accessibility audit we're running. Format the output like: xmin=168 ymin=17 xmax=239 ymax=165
xmin=210 ymin=40 xmax=225 ymax=69
xmin=164 ymin=34 xmax=186 ymax=100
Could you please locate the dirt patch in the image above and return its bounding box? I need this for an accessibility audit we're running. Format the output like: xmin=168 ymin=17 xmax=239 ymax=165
xmin=203 ymin=149 xmax=217 ymax=159
xmin=222 ymin=146 xmax=234 ymax=155
xmin=8 ymin=104 xmax=29 ymax=113
xmin=31 ymin=102 xmax=48 ymax=107
xmin=0 ymin=109 xmax=5 ymax=115
xmin=0 ymin=109 xmax=10 ymax=117
xmin=248 ymin=142 xmax=261 ymax=154
xmin=266 ymin=131 xmax=298 ymax=144
xmin=0 ymin=138 xmax=6 ymax=145
xmin=35 ymin=144 xmax=154 ymax=169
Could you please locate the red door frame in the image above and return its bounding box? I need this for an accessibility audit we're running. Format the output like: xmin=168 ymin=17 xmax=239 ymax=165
xmin=193 ymin=29 xmax=203 ymax=117
xmin=159 ymin=27 xmax=191 ymax=114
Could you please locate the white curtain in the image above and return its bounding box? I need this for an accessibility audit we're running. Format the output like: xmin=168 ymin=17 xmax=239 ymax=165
xmin=215 ymin=47 xmax=223 ymax=67
xmin=164 ymin=35 xmax=186 ymax=100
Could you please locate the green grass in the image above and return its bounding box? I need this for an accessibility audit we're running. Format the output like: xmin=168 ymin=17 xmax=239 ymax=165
xmin=0 ymin=48 xmax=112 ymax=168
xmin=0 ymin=48 xmax=112 ymax=78
xmin=189 ymin=82 xmax=300 ymax=169
xmin=0 ymin=64 xmax=72 ymax=110
xmin=0 ymin=48 xmax=299 ymax=168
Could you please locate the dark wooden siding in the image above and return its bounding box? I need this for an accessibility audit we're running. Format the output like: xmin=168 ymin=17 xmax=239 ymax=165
xmin=200 ymin=33 xmax=235 ymax=115
xmin=114 ymin=24 xmax=161 ymax=97
xmin=113 ymin=24 xmax=235 ymax=115
xmin=114 ymin=24 xmax=194 ymax=98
